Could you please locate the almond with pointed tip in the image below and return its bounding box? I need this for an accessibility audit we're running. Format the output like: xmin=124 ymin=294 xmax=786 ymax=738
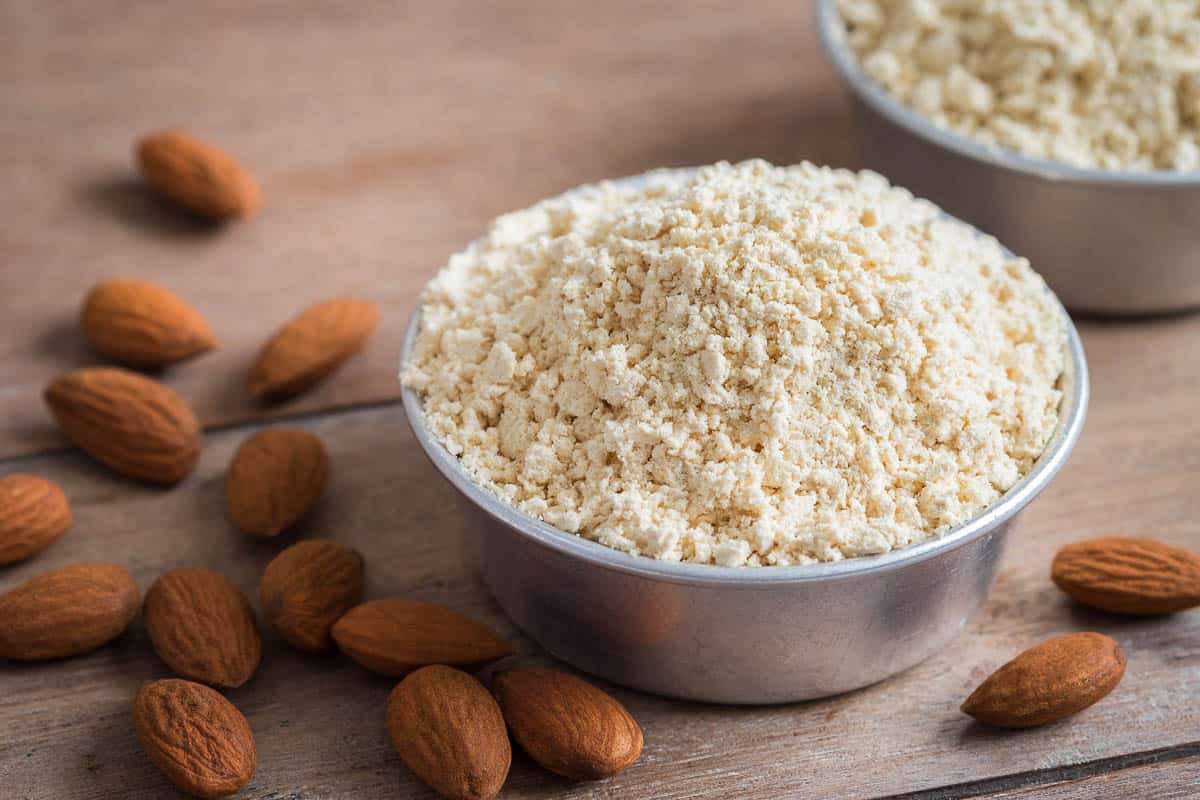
xmin=331 ymin=598 xmax=513 ymax=677
xmin=248 ymin=298 xmax=378 ymax=400
xmin=1052 ymin=536 xmax=1200 ymax=615
xmin=137 ymin=130 xmax=260 ymax=220
xmin=0 ymin=562 xmax=139 ymax=660
xmin=225 ymin=428 xmax=328 ymax=537
xmin=134 ymin=678 xmax=257 ymax=799
xmin=143 ymin=567 xmax=261 ymax=688
xmin=0 ymin=474 xmax=72 ymax=565
xmin=961 ymin=632 xmax=1126 ymax=728
xmin=260 ymin=539 xmax=364 ymax=652
xmin=44 ymin=367 xmax=200 ymax=485
xmin=82 ymin=278 xmax=216 ymax=368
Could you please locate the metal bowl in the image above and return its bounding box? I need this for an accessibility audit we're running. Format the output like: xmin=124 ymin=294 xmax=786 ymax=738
xmin=815 ymin=0 xmax=1200 ymax=315
xmin=399 ymin=185 xmax=1089 ymax=705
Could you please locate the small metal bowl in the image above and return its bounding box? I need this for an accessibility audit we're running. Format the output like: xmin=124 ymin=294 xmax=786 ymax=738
xmin=399 ymin=208 xmax=1088 ymax=703
xmin=816 ymin=0 xmax=1200 ymax=315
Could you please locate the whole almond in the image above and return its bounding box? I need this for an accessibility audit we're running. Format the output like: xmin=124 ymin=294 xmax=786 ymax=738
xmin=261 ymin=539 xmax=364 ymax=652
xmin=248 ymin=298 xmax=379 ymax=400
xmin=137 ymin=130 xmax=260 ymax=220
xmin=493 ymin=666 xmax=642 ymax=781
xmin=0 ymin=474 xmax=72 ymax=564
xmin=0 ymin=562 xmax=139 ymax=660
xmin=961 ymin=632 xmax=1126 ymax=728
xmin=82 ymin=278 xmax=216 ymax=368
xmin=134 ymin=678 xmax=257 ymax=799
xmin=225 ymin=428 xmax=328 ymax=537
xmin=387 ymin=665 xmax=511 ymax=800
xmin=143 ymin=567 xmax=261 ymax=688
xmin=44 ymin=367 xmax=200 ymax=486
xmin=1052 ymin=536 xmax=1200 ymax=615
xmin=332 ymin=598 xmax=513 ymax=677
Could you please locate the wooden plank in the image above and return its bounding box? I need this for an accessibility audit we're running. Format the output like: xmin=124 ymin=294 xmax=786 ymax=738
xmin=1 ymin=309 xmax=1198 ymax=799
xmin=974 ymin=753 xmax=1200 ymax=800
xmin=0 ymin=0 xmax=856 ymax=459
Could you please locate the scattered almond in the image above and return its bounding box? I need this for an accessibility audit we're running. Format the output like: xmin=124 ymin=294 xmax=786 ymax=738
xmin=82 ymin=278 xmax=216 ymax=368
xmin=331 ymin=598 xmax=513 ymax=677
xmin=493 ymin=666 xmax=642 ymax=780
xmin=260 ymin=539 xmax=364 ymax=652
xmin=134 ymin=678 xmax=257 ymax=799
xmin=248 ymin=298 xmax=379 ymax=400
xmin=137 ymin=130 xmax=260 ymax=220
xmin=44 ymin=367 xmax=201 ymax=486
xmin=0 ymin=474 xmax=72 ymax=565
xmin=961 ymin=632 xmax=1126 ymax=728
xmin=387 ymin=664 xmax=511 ymax=800
xmin=0 ymin=562 xmax=138 ymax=660
xmin=1052 ymin=536 xmax=1200 ymax=616
xmin=225 ymin=428 xmax=328 ymax=536
xmin=143 ymin=567 xmax=262 ymax=688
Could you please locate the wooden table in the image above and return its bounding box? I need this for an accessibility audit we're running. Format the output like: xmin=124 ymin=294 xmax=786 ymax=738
xmin=1 ymin=2 xmax=1197 ymax=798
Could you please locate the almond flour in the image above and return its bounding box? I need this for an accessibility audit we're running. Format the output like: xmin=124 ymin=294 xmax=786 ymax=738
xmin=402 ymin=161 xmax=1064 ymax=566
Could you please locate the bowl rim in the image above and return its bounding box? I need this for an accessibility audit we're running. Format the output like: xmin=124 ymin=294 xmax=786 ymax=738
xmin=398 ymin=196 xmax=1089 ymax=586
xmin=814 ymin=0 xmax=1200 ymax=188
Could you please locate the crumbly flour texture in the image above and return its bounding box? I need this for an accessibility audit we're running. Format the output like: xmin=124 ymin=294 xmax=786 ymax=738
xmin=403 ymin=161 xmax=1065 ymax=566
xmin=839 ymin=0 xmax=1200 ymax=171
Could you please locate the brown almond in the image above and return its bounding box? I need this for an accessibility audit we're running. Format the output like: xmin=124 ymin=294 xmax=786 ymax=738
xmin=494 ymin=666 xmax=642 ymax=781
xmin=225 ymin=428 xmax=328 ymax=537
xmin=961 ymin=632 xmax=1126 ymax=728
xmin=261 ymin=539 xmax=364 ymax=652
xmin=82 ymin=278 xmax=216 ymax=368
xmin=0 ymin=562 xmax=139 ymax=660
xmin=387 ymin=665 xmax=511 ymax=800
xmin=44 ymin=367 xmax=201 ymax=486
xmin=248 ymin=298 xmax=379 ymax=400
xmin=137 ymin=130 xmax=260 ymax=220
xmin=1052 ymin=536 xmax=1200 ymax=615
xmin=134 ymin=678 xmax=256 ymax=799
xmin=143 ymin=567 xmax=261 ymax=688
xmin=331 ymin=598 xmax=513 ymax=677
xmin=0 ymin=474 xmax=72 ymax=564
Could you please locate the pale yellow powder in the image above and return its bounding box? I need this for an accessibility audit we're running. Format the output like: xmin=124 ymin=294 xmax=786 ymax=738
xmin=403 ymin=160 xmax=1064 ymax=566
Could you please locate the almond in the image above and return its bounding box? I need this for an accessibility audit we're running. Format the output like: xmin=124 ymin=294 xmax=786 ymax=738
xmin=0 ymin=474 xmax=72 ymax=564
xmin=144 ymin=567 xmax=261 ymax=688
xmin=137 ymin=130 xmax=260 ymax=220
xmin=961 ymin=632 xmax=1126 ymax=728
xmin=493 ymin=666 xmax=642 ymax=780
xmin=225 ymin=428 xmax=328 ymax=536
xmin=0 ymin=562 xmax=139 ymax=660
xmin=1052 ymin=536 xmax=1200 ymax=615
xmin=248 ymin=298 xmax=379 ymax=400
xmin=82 ymin=278 xmax=216 ymax=368
xmin=387 ymin=665 xmax=511 ymax=800
xmin=332 ymin=598 xmax=513 ymax=677
xmin=261 ymin=539 xmax=364 ymax=652
xmin=44 ymin=367 xmax=201 ymax=486
xmin=134 ymin=678 xmax=257 ymax=799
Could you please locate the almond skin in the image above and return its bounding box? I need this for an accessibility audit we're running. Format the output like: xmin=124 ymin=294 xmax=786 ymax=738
xmin=0 ymin=474 xmax=72 ymax=564
xmin=225 ymin=428 xmax=328 ymax=537
xmin=82 ymin=278 xmax=216 ymax=368
xmin=493 ymin=666 xmax=643 ymax=781
xmin=261 ymin=539 xmax=364 ymax=652
xmin=387 ymin=665 xmax=511 ymax=800
xmin=143 ymin=568 xmax=261 ymax=688
xmin=248 ymin=298 xmax=379 ymax=400
xmin=0 ymin=562 xmax=139 ymax=660
xmin=961 ymin=632 xmax=1127 ymax=728
xmin=1052 ymin=536 xmax=1200 ymax=615
xmin=332 ymin=598 xmax=513 ymax=677
xmin=134 ymin=679 xmax=257 ymax=799
xmin=44 ymin=367 xmax=201 ymax=486
xmin=137 ymin=130 xmax=260 ymax=220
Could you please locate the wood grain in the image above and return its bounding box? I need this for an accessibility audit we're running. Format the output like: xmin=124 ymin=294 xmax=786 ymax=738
xmin=0 ymin=0 xmax=855 ymax=459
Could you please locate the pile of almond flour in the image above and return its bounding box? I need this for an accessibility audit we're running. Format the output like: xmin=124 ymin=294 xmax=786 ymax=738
xmin=402 ymin=161 xmax=1065 ymax=566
